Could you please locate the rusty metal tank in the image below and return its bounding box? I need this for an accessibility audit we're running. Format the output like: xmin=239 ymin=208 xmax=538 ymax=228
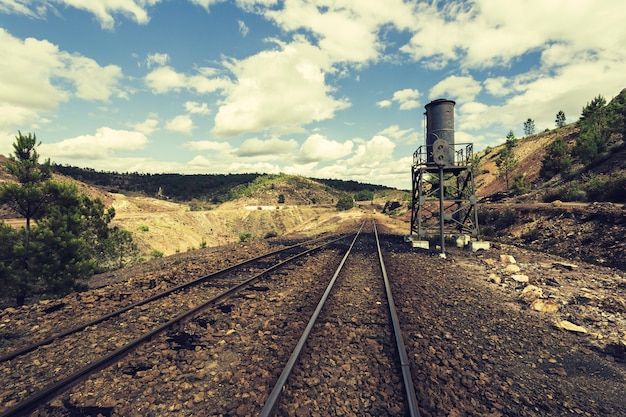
xmin=425 ymin=99 xmax=456 ymax=165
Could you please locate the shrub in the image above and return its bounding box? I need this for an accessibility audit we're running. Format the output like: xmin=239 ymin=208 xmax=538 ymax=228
xmin=151 ymin=250 xmax=163 ymax=258
xmin=264 ymin=230 xmax=278 ymax=239
xmin=336 ymin=195 xmax=354 ymax=211
xmin=239 ymin=232 xmax=252 ymax=242
xmin=138 ymin=225 xmax=149 ymax=232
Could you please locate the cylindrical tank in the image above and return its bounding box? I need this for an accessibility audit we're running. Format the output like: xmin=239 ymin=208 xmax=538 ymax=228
xmin=425 ymin=99 xmax=455 ymax=165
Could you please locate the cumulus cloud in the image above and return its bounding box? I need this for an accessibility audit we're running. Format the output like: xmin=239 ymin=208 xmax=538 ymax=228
xmin=188 ymin=0 xmax=225 ymax=12
xmin=184 ymin=101 xmax=211 ymax=115
xmin=0 ymin=29 xmax=123 ymax=130
xmin=392 ymin=89 xmax=421 ymax=110
xmin=212 ymin=38 xmax=350 ymax=138
xmin=39 ymin=127 xmax=148 ymax=159
xmin=429 ymin=76 xmax=482 ymax=103
xmin=263 ymin=0 xmax=416 ymax=63
xmin=377 ymin=125 xmax=417 ymax=143
xmin=378 ymin=88 xmax=421 ymax=110
xmin=145 ymin=65 xmax=231 ymax=94
xmin=237 ymin=137 xmax=298 ymax=157
xmin=132 ymin=117 xmax=159 ymax=135
xmin=57 ymin=0 xmax=161 ymax=30
xmin=184 ymin=140 xmax=232 ymax=154
xmin=146 ymin=52 xmax=169 ymax=68
xmin=295 ymin=134 xmax=353 ymax=164
xmin=165 ymin=115 xmax=194 ymax=134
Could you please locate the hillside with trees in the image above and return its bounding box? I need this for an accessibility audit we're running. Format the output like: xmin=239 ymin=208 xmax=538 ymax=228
xmin=475 ymin=88 xmax=626 ymax=203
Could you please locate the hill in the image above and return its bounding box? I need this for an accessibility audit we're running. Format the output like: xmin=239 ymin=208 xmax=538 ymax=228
xmin=0 ymin=162 xmax=406 ymax=257
xmin=475 ymin=88 xmax=626 ymax=203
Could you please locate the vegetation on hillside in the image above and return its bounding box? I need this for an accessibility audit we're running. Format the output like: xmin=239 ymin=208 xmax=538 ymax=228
xmin=538 ymin=89 xmax=626 ymax=202
xmin=0 ymin=133 xmax=137 ymax=305
xmin=51 ymin=165 xmax=396 ymax=204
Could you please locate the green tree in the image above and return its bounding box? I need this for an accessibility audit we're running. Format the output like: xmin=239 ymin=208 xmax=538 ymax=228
xmin=496 ymin=133 xmax=519 ymax=191
xmin=505 ymin=130 xmax=518 ymax=148
xmin=511 ymin=172 xmax=531 ymax=195
xmin=100 ymin=226 xmax=138 ymax=270
xmin=277 ymin=194 xmax=285 ymax=204
xmin=540 ymin=137 xmax=572 ymax=179
xmin=354 ymin=189 xmax=374 ymax=201
xmin=336 ymin=195 xmax=354 ymax=211
xmin=2 ymin=132 xmax=52 ymax=231
xmin=555 ymin=110 xmax=566 ymax=128
xmin=523 ymin=118 xmax=535 ymax=136
xmin=0 ymin=133 xmax=120 ymax=305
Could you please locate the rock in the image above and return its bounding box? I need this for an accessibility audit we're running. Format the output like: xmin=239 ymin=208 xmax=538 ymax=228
xmin=530 ymin=299 xmax=559 ymax=313
xmin=511 ymin=274 xmax=529 ymax=283
xmin=555 ymin=320 xmax=588 ymax=333
xmin=553 ymin=261 xmax=578 ymax=270
xmin=520 ymin=285 xmax=542 ymax=302
xmin=505 ymin=264 xmax=521 ymax=274
xmin=500 ymin=254 xmax=516 ymax=264
xmin=488 ymin=273 xmax=501 ymax=284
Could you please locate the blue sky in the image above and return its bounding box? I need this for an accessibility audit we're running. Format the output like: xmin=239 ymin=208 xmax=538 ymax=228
xmin=1 ymin=0 xmax=625 ymax=190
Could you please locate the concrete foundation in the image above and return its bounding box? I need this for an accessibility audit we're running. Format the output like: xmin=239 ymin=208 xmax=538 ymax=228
xmin=411 ymin=240 xmax=430 ymax=249
xmin=469 ymin=241 xmax=491 ymax=252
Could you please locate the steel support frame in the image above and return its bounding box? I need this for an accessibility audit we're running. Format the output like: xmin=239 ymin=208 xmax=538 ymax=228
xmin=410 ymin=145 xmax=480 ymax=243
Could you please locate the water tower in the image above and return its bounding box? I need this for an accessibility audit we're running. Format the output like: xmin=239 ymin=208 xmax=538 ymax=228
xmin=410 ymin=99 xmax=483 ymax=254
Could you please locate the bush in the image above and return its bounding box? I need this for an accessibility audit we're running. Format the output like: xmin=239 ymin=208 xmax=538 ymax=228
xmin=151 ymin=250 xmax=163 ymax=258
xmin=264 ymin=231 xmax=278 ymax=239
xmin=336 ymin=195 xmax=354 ymax=211
xmin=354 ymin=190 xmax=374 ymax=201
xmin=138 ymin=225 xmax=149 ymax=232
xmin=239 ymin=232 xmax=252 ymax=242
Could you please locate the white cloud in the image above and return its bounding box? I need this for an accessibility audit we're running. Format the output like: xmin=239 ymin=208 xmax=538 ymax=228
xmin=400 ymin=0 xmax=626 ymax=70
xmin=376 ymin=100 xmax=392 ymax=108
xmin=345 ymin=135 xmax=394 ymax=167
xmin=392 ymin=88 xmax=421 ymax=110
xmin=262 ymin=0 xmax=416 ymax=63
xmin=145 ymin=65 xmax=231 ymax=94
xmin=184 ymin=101 xmax=211 ymax=115
xmin=132 ymin=117 xmax=159 ymax=135
xmin=165 ymin=115 xmax=194 ymax=134
xmin=146 ymin=52 xmax=169 ymax=68
xmin=57 ymin=0 xmax=161 ymax=30
xmin=0 ymin=29 xmax=123 ymax=130
xmin=238 ymin=20 xmax=249 ymax=37
xmin=0 ymin=0 xmax=42 ymax=17
xmin=184 ymin=140 xmax=232 ymax=154
xmin=377 ymin=125 xmax=417 ymax=143
xmin=429 ymin=76 xmax=481 ymax=103
xmin=295 ymin=134 xmax=353 ymax=164
xmin=188 ymin=0 xmax=225 ymax=12
xmin=61 ymin=54 xmax=123 ymax=101
xmin=39 ymin=127 xmax=148 ymax=160
xmin=213 ymin=38 xmax=350 ymax=137
xmin=237 ymin=137 xmax=298 ymax=157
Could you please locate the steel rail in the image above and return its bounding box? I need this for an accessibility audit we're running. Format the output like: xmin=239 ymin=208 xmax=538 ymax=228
xmin=374 ymin=221 xmax=421 ymax=417
xmin=0 ymin=234 xmax=341 ymax=364
xmin=0 ymin=235 xmax=348 ymax=417
xmin=258 ymin=221 xmax=365 ymax=417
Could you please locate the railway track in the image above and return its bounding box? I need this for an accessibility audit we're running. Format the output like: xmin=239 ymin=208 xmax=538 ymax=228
xmin=259 ymin=220 xmax=419 ymax=416
xmin=0 ymin=233 xmax=350 ymax=416
xmin=1 ymin=220 xmax=420 ymax=416
xmin=3 ymin=217 xmax=626 ymax=416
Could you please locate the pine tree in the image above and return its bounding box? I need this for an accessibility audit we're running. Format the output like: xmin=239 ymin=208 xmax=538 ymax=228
xmin=555 ymin=110 xmax=566 ymax=128
xmin=540 ymin=137 xmax=571 ymax=179
xmin=523 ymin=118 xmax=536 ymax=136
xmin=496 ymin=132 xmax=519 ymax=191
xmin=1 ymin=133 xmax=120 ymax=305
